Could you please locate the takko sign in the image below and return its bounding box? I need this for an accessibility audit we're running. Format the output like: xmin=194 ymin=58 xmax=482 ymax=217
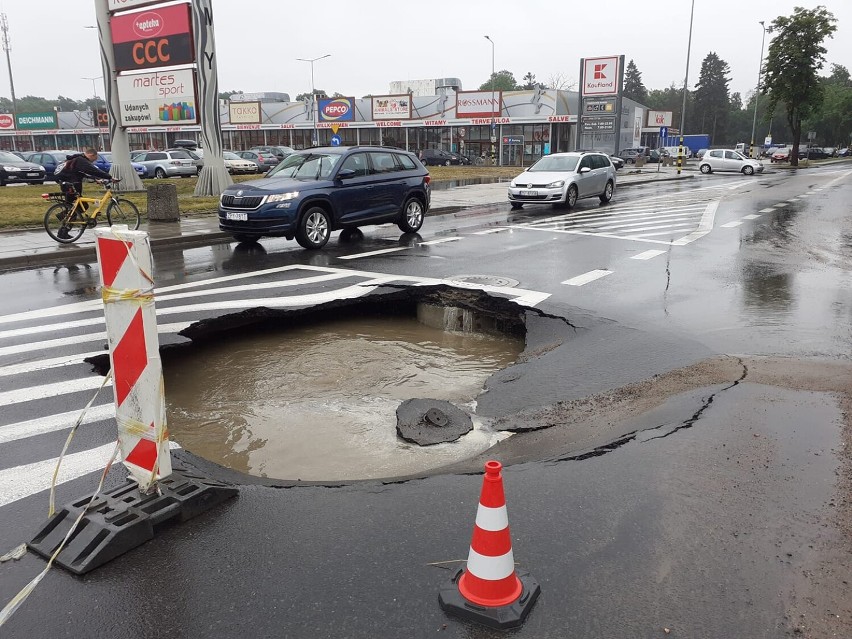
xmin=111 ymin=3 xmax=194 ymax=72
xmin=229 ymin=102 xmax=262 ymax=124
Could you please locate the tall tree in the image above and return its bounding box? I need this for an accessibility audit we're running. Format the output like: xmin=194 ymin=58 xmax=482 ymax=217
xmin=545 ymin=73 xmax=575 ymax=91
xmin=478 ymin=70 xmax=520 ymax=92
xmin=623 ymin=59 xmax=648 ymax=103
xmin=693 ymin=52 xmax=731 ymax=144
xmin=762 ymin=5 xmax=837 ymax=166
xmin=521 ymin=72 xmax=544 ymax=90
xmin=806 ymin=64 xmax=852 ymax=147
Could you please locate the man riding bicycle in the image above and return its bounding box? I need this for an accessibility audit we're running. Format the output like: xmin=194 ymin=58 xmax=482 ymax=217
xmin=52 ymin=148 xmax=117 ymax=239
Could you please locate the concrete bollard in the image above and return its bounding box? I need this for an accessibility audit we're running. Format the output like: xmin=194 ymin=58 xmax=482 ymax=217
xmin=146 ymin=183 xmax=180 ymax=222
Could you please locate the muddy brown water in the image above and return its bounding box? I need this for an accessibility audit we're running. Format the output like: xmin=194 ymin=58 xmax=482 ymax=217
xmin=164 ymin=313 xmax=523 ymax=481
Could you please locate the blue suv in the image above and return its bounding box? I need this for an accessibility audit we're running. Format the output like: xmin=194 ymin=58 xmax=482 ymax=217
xmin=218 ymin=146 xmax=431 ymax=249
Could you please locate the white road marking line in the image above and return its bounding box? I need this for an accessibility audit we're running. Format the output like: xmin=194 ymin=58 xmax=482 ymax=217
xmin=0 ymin=441 xmax=181 ymax=508
xmin=418 ymin=237 xmax=463 ymax=246
xmin=721 ymin=221 xmax=743 ymax=228
xmin=472 ymin=228 xmax=510 ymax=235
xmin=337 ymin=247 xmax=409 ymax=260
xmin=0 ymin=376 xmax=111 ymax=408
xmin=0 ymin=351 xmax=103 ymax=377
xmin=788 ymin=198 xmax=801 ymax=202
xmin=775 ymin=202 xmax=788 ymax=207
xmin=743 ymin=214 xmax=761 ymax=220
xmin=631 ymin=250 xmax=667 ymax=260
xmin=0 ymin=404 xmax=114 ymax=444
xmin=562 ymin=270 xmax=613 ymax=286
xmin=759 ymin=208 xmax=776 ymax=213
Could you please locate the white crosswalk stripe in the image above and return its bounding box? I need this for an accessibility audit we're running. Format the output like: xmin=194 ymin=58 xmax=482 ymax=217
xmin=0 ymin=264 xmax=550 ymax=512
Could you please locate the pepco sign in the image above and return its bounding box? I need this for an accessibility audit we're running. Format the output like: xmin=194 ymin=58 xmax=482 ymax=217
xmin=319 ymin=97 xmax=354 ymax=122
xmin=111 ymin=3 xmax=194 ymax=72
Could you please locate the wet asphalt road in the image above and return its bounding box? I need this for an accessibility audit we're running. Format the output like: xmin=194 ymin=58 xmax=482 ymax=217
xmin=1 ymin=166 xmax=851 ymax=638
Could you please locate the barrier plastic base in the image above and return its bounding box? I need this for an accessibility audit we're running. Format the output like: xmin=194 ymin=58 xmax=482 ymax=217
xmin=28 ymin=469 xmax=237 ymax=574
xmin=438 ymin=566 xmax=541 ymax=630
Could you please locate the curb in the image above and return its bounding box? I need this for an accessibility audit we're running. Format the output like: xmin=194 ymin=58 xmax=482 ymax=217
xmin=0 ymin=174 xmax=696 ymax=271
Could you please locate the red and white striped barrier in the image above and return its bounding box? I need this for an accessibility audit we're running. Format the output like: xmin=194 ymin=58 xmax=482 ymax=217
xmin=439 ymin=460 xmax=540 ymax=629
xmin=95 ymin=226 xmax=171 ymax=492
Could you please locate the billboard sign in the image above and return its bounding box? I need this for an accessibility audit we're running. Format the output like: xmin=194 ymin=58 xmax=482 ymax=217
xmin=111 ymin=3 xmax=194 ymax=72
xmin=580 ymin=117 xmax=616 ymax=134
xmin=0 ymin=113 xmax=15 ymax=130
xmin=647 ymin=110 xmax=673 ymax=127
xmin=582 ymin=56 xmax=620 ymax=96
xmin=583 ymin=97 xmax=617 ymax=115
xmin=108 ymin=0 xmax=166 ymax=11
xmin=16 ymin=112 xmax=58 ymax=130
xmin=116 ymin=68 xmax=197 ymax=127
xmin=456 ymin=90 xmax=502 ymax=118
xmin=318 ymin=97 xmax=354 ymax=122
xmin=229 ymin=101 xmax=262 ymax=124
xmin=371 ymin=95 xmax=411 ymax=120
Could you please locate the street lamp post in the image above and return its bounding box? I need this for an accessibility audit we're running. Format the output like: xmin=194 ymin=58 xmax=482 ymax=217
xmin=296 ymin=54 xmax=330 ymax=147
xmin=677 ymin=0 xmax=695 ymax=175
xmin=484 ymin=35 xmax=495 ymax=165
xmin=83 ymin=75 xmax=105 ymax=151
xmin=749 ymin=21 xmax=768 ymax=158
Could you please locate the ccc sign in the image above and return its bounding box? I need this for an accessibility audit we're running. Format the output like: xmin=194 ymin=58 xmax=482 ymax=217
xmin=110 ymin=4 xmax=194 ymax=72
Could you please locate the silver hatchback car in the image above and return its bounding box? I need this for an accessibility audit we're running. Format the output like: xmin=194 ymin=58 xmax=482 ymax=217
xmin=133 ymin=149 xmax=197 ymax=179
xmin=508 ymin=151 xmax=616 ymax=209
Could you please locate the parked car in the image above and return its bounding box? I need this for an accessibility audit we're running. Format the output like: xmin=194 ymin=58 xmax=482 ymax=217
xmin=218 ymin=146 xmax=431 ymax=248
xmin=97 ymin=152 xmax=149 ymax=178
xmin=25 ymin=150 xmax=76 ymax=177
xmin=618 ymin=148 xmax=642 ymax=164
xmin=695 ymin=148 xmax=709 ymax=160
xmin=799 ymin=146 xmax=830 ymax=160
xmin=822 ymin=147 xmax=837 ymax=157
xmin=8 ymin=150 xmax=27 ymax=160
xmin=172 ymin=139 xmax=199 ymax=150
xmin=419 ymin=149 xmax=464 ymax=166
xmin=507 ymin=151 xmax=616 ymax=210
xmin=236 ymin=150 xmax=279 ymax=172
xmin=838 ymin=147 xmax=850 ymax=157
xmin=771 ymin=148 xmax=791 ymax=163
xmin=609 ymin=155 xmax=625 ymax=170
xmin=250 ymin=145 xmax=294 ymax=161
xmin=699 ymin=149 xmax=764 ymax=175
xmin=223 ymin=151 xmax=259 ymax=175
xmin=0 ymin=150 xmax=46 ymax=185
xmin=133 ymin=149 xmax=197 ymax=178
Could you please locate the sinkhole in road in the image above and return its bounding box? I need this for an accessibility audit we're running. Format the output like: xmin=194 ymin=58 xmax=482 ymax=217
xmin=163 ymin=296 xmax=524 ymax=482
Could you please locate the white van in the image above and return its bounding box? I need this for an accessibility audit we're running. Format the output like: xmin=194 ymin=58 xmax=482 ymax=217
xmin=663 ymin=146 xmax=692 ymax=159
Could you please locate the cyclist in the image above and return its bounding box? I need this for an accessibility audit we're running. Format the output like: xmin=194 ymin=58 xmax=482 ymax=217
xmin=52 ymin=148 xmax=115 ymax=239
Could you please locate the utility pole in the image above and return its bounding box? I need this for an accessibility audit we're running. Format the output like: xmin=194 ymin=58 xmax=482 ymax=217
xmin=484 ymin=35 xmax=496 ymax=165
xmin=1 ymin=13 xmax=18 ymax=150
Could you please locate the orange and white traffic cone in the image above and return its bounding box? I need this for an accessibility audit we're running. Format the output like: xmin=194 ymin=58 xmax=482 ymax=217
xmin=439 ymin=460 xmax=540 ymax=629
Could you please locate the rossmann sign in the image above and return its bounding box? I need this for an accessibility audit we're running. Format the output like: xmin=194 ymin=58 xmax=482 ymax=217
xmin=318 ymin=97 xmax=354 ymax=122
xmin=111 ymin=3 xmax=194 ymax=72
xmin=582 ymin=56 xmax=621 ymax=96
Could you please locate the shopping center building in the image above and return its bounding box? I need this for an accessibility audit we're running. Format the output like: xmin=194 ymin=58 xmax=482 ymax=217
xmin=0 ymin=83 xmax=651 ymax=167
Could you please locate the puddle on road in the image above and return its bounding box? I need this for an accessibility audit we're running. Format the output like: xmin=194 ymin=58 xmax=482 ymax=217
xmin=164 ymin=307 xmax=523 ymax=481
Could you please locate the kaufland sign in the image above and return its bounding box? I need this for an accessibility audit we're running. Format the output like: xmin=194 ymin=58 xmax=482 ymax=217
xmin=582 ymin=56 xmax=620 ymax=96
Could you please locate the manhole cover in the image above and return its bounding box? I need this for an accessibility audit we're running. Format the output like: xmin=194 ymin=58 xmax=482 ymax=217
xmin=447 ymin=274 xmax=519 ymax=288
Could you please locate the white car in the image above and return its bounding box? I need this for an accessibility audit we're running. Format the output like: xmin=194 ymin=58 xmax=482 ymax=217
xmin=507 ymin=151 xmax=616 ymax=210
xmin=699 ymin=150 xmax=764 ymax=175
xmin=223 ymin=151 xmax=259 ymax=175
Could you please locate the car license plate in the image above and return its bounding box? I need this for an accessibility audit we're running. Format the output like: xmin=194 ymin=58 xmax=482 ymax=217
xmin=519 ymin=190 xmax=538 ymax=196
xmin=226 ymin=212 xmax=248 ymax=221
xmin=27 ymin=173 xmax=39 ymax=177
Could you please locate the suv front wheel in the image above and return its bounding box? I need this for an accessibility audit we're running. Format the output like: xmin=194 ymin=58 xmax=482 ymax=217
xmin=398 ymin=197 xmax=425 ymax=233
xmin=296 ymin=206 xmax=331 ymax=249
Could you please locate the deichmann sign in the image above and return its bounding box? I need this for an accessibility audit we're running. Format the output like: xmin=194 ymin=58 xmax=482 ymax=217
xmin=647 ymin=110 xmax=673 ymax=127
xmin=111 ymin=3 xmax=194 ymax=72
xmin=371 ymin=94 xmax=411 ymax=120
xmin=318 ymin=97 xmax=354 ymax=122
xmin=16 ymin=112 xmax=58 ymax=130
xmin=229 ymin=102 xmax=262 ymax=124
xmin=582 ymin=56 xmax=620 ymax=96
xmin=456 ymin=90 xmax=502 ymax=118
xmin=116 ymin=68 xmax=198 ymax=127
xmin=0 ymin=113 xmax=15 ymax=130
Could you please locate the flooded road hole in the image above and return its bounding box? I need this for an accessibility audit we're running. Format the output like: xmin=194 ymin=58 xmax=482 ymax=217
xmin=162 ymin=289 xmax=526 ymax=481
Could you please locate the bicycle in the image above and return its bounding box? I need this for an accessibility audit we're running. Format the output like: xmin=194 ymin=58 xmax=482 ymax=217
xmin=42 ymin=179 xmax=141 ymax=244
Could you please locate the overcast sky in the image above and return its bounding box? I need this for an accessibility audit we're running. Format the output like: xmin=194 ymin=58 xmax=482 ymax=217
xmin=0 ymin=0 xmax=849 ymax=104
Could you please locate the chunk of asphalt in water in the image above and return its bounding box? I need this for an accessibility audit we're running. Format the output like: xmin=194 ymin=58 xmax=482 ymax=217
xmin=396 ymin=399 xmax=473 ymax=445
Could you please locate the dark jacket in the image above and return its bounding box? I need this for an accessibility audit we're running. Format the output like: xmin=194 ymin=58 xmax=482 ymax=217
xmin=54 ymin=153 xmax=112 ymax=183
